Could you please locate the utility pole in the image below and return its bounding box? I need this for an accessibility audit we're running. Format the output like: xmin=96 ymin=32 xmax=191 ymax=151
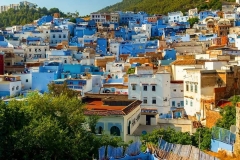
xmin=198 ymin=130 xmax=201 ymax=160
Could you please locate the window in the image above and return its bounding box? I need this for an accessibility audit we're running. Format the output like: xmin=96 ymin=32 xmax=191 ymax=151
xmin=26 ymin=79 xmax=28 ymax=82
xmin=195 ymin=85 xmax=197 ymax=93
xmin=172 ymin=101 xmax=175 ymax=107
xmin=143 ymin=85 xmax=147 ymax=91
xmin=132 ymin=84 xmax=136 ymax=90
xmin=152 ymin=98 xmax=156 ymax=104
xmin=152 ymin=85 xmax=156 ymax=91
xmin=186 ymin=84 xmax=189 ymax=91
xmin=98 ymin=126 xmax=103 ymax=134
xmin=191 ymin=84 xmax=193 ymax=92
xmin=53 ymin=34 xmax=55 ymax=38
xmin=59 ymin=35 xmax=61 ymax=38
xmin=143 ymin=98 xmax=147 ymax=104
xmin=16 ymin=86 xmax=19 ymax=90
xmin=63 ymin=34 xmax=66 ymax=38
xmin=110 ymin=126 xmax=120 ymax=136
xmin=190 ymin=101 xmax=193 ymax=107
xmin=186 ymin=99 xmax=188 ymax=105
xmin=173 ymin=89 xmax=176 ymax=92
xmin=12 ymin=86 xmax=15 ymax=91
xmin=181 ymin=101 xmax=184 ymax=106
xmin=29 ymin=49 xmax=31 ymax=52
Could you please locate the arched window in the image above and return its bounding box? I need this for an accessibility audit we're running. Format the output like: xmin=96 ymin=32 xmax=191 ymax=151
xmin=98 ymin=126 xmax=103 ymax=134
xmin=110 ymin=126 xmax=120 ymax=136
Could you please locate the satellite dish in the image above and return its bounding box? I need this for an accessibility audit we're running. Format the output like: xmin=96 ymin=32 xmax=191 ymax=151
xmin=142 ymin=131 xmax=147 ymax=135
xmin=230 ymin=125 xmax=237 ymax=133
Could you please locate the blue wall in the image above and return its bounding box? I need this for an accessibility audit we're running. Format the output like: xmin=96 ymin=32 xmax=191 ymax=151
xmin=163 ymin=49 xmax=176 ymax=60
xmin=211 ymin=139 xmax=233 ymax=153
xmin=119 ymin=42 xmax=145 ymax=57
xmin=97 ymin=38 xmax=107 ymax=54
xmin=32 ymin=72 xmax=58 ymax=93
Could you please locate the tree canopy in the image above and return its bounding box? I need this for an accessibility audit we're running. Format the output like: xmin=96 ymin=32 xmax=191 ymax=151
xmin=99 ymin=0 xmax=236 ymax=15
xmin=0 ymin=90 xmax=124 ymax=159
xmin=141 ymin=127 xmax=212 ymax=151
xmin=0 ymin=6 xmax=67 ymax=28
xmin=215 ymin=95 xmax=239 ymax=130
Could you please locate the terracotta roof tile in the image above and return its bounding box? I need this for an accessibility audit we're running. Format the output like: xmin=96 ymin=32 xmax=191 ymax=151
xmin=171 ymin=60 xmax=205 ymax=65
xmin=83 ymin=100 xmax=142 ymax=116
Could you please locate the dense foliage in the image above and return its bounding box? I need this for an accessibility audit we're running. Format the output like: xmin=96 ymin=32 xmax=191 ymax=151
xmin=141 ymin=127 xmax=212 ymax=151
xmin=215 ymin=95 xmax=238 ymax=130
xmin=0 ymin=89 xmax=124 ymax=159
xmin=99 ymin=0 xmax=236 ymax=15
xmin=216 ymin=105 xmax=236 ymax=129
xmin=0 ymin=6 xmax=67 ymax=28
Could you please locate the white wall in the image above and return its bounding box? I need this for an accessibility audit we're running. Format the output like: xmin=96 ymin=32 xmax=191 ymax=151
xmin=91 ymin=75 xmax=102 ymax=93
xmin=109 ymin=43 xmax=120 ymax=55
xmin=205 ymin=61 xmax=227 ymax=70
xmin=183 ymin=70 xmax=201 ymax=117
xmin=14 ymin=73 xmax=32 ymax=90
xmin=128 ymin=73 xmax=171 ymax=114
xmin=9 ymin=81 xmax=22 ymax=96
xmin=172 ymin=65 xmax=203 ymax=81
xmin=25 ymin=45 xmax=49 ymax=59
xmin=170 ymin=82 xmax=184 ymax=107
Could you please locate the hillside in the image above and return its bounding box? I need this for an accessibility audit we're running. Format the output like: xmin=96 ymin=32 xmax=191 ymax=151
xmin=0 ymin=6 xmax=67 ymax=28
xmin=98 ymin=0 xmax=236 ymax=15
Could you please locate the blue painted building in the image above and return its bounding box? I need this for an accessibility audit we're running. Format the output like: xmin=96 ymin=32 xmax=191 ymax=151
xmin=119 ymin=11 xmax=148 ymax=25
xmin=211 ymin=126 xmax=236 ymax=153
xmin=96 ymin=38 xmax=107 ymax=54
xmin=32 ymin=62 xmax=63 ymax=93
xmin=199 ymin=33 xmax=217 ymax=41
xmin=37 ymin=15 xmax=53 ymax=26
xmin=163 ymin=49 xmax=177 ymax=60
xmin=26 ymin=37 xmax=41 ymax=45
xmin=119 ymin=42 xmax=145 ymax=57
xmin=151 ymin=19 xmax=167 ymax=37
xmin=22 ymin=25 xmax=36 ymax=32
xmin=163 ymin=28 xmax=176 ymax=38
xmin=61 ymin=64 xmax=102 ymax=79
xmin=198 ymin=11 xmax=218 ymax=21
xmin=74 ymin=25 xmax=97 ymax=38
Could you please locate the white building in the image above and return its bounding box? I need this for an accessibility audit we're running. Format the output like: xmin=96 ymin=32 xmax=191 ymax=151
xmin=132 ymin=34 xmax=148 ymax=43
xmin=183 ymin=61 xmax=228 ymax=120
xmin=90 ymin=13 xmax=109 ymax=22
xmin=50 ymin=29 xmax=69 ymax=46
xmin=128 ymin=66 xmax=171 ymax=115
xmin=109 ymin=42 xmax=120 ymax=56
xmin=0 ymin=75 xmax=22 ymax=97
xmin=105 ymin=61 xmax=130 ymax=79
xmin=0 ymin=1 xmax=36 ymax=13
xmin=183 ymin=69 xmax=201 ymax=119
xmin=168 ymin=11 xmax=189 ymax=23
xmin=171 ymin=60 xmax=205 ymax=81
xmin=170 ymin=81 xmax=184 ymax=108
xmin=14 ymin=73 xmax=32 ymax=90
xmin=188 ymin=8 xmax=198 ymax=18
xmin=142 ymin=24 xmax=152 ymax=39
xmin=46 ymin=50 xmax=73 ymax=64
xmin=24 ymin=44 xmax=49 ymax=60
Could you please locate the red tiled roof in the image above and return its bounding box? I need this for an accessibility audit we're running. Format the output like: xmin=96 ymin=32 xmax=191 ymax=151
xmin=84 ymin=100 xmax=142 ymax=116
xmin=217 ymin=100 xmax=232 ymax=108
xmin=171 ymin=60 xmax=205 ymax=65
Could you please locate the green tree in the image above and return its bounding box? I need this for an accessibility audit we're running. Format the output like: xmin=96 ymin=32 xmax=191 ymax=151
xmin=215 ymin=105 xmax=236 ymax=130
xmin=192 ymin=127 xmax=212 ymax=150
xmin=188 ymin=17 xmax=199 ymax=27
xmin=48 ymin=82 xmax=79 ymax=98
